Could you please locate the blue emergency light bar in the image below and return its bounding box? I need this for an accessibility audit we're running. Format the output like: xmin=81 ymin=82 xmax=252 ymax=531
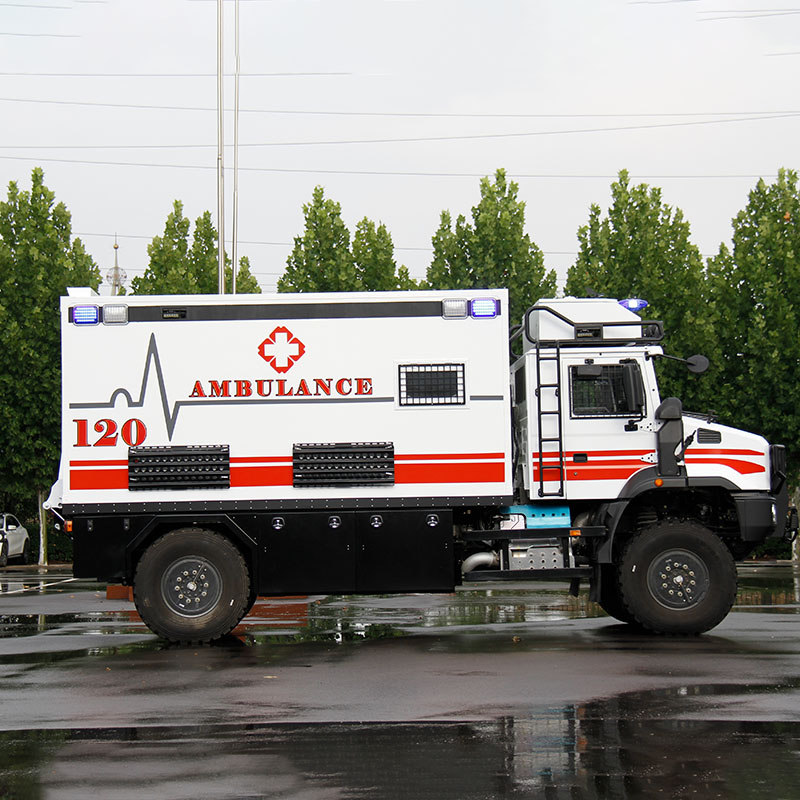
xmin=470 ymin=298 xmax=499 ymax=318
xmin=69 ymin=304 xmax=129 ymax=325
xmin=618 ymin=298 xmax=649 ymax=312
xmin=70 ymin=305 xmax=100 ymax=325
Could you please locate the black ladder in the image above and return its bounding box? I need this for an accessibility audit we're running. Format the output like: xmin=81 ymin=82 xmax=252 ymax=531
xmin=535 ymin=344 xmax=565 ymax=497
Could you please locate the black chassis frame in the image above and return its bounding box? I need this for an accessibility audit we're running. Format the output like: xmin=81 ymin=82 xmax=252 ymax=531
xmin=68 ymin=504 xmax=466 ymax=597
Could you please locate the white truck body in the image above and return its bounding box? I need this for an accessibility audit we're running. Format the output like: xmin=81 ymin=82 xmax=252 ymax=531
xmin=48 ymin=290 xmax=794 ymax=643
xmin=53 ymin=289 xmax=512 ymax=511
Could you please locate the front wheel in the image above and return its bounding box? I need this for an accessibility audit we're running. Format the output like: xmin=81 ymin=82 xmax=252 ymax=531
xmin=618 ymin=521 xmax=737 ymax=634
xmin=597 ymin=563 xmax=637 ymax=625
xmin=134 ymin=528 xmax=251 ymax=643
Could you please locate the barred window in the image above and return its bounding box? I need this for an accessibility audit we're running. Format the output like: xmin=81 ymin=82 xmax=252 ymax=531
xmin=399 ymin=363 xmax=466 ymax=406
xmin=570 ymin=364 xmax=636 ymax=417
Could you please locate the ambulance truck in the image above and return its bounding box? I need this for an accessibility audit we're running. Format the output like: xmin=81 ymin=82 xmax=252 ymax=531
xmin=46 ymin=289 xmax=795 ymax=642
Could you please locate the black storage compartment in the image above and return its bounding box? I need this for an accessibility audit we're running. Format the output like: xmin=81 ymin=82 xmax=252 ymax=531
xmin=355 ymin=509 xmax=453 ymax=593
xmin=255 ymin=508 xmax=454 ymax=595
xmin=257 ymin=512 xmax=356 ymax=595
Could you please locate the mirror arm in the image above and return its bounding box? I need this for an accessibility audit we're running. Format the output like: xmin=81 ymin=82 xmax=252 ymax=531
xmin=647 ymin=352 xmax=688 ymax=366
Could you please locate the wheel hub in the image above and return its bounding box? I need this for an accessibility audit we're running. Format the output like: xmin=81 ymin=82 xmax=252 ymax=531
xmin=646 ymin=548 xmax=710 ymax=610
xmin=161 ymin=557 xmax=223 ymax=618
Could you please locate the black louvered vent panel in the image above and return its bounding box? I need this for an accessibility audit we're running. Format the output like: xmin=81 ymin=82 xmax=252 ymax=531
xmin=128 ymin=445 xmax=230 ymax=490
xmin=293 ymin=442 xmax=395 ymax=487
xmin=697 ymin=428 xmax=722 ymax=444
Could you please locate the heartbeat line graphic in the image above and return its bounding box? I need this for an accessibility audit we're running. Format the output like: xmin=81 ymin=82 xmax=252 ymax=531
xmin=70 ymin=334 xmax=185 ymax=439
xmin=69 ymin=333 xmax=393 ymax=441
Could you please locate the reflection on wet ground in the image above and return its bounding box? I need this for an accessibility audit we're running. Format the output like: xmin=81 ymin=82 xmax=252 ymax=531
xmin=1 ymin=564 xmax=797 ymax=647
xmin=1 ymin=697 xmax=799 ymax=799
xmin=0 ymin=563 xmax=799 ymax=798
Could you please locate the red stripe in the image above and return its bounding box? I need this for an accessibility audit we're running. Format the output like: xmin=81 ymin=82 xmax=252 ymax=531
xmin=230 ymin=456 xmax=291 ymax=464
xmin=71 ymin=468 xmax=128 ymax=490
xmin=396 ymin=462 xmax=505 ymax=484
xmin=70 ymin=459 xmax=128 ymax=467
xmin=688 ymin=448 xmax=764 ymax=456
xmin=535 ymin=458 xmax=651 ymax=467
xmin=533 ymin=450 xmax=654 ymax=458
xmin=534 ymin=466 xmax=645 ymax=482
xmin=230 ymin=465 xmax=293 ymax=487
xmin=685 ymin=457 xmax=765 ymax=475
xmin=395 ymin=452 xmax=504 ymax=461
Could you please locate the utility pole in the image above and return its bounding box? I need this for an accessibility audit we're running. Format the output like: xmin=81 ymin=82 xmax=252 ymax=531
xmin=216 ymin=0 xmax=226 ymax=295
xmin=232 ymin=0 xmax=241 ymax=294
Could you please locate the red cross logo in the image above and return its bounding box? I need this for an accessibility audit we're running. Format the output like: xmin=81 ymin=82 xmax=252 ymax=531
xmin=257 ymin=326 xmax=305 ymax=373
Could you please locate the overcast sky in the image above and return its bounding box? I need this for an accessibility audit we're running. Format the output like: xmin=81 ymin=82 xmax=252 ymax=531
xmin=2 ymin=0 xmax=799 ymax=296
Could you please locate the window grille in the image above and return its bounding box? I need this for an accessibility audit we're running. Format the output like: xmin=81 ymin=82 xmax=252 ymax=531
xmin=398 ymin=363 xmax=466 ymax=406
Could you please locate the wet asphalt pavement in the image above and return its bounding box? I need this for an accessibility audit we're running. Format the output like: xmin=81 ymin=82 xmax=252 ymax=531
xmin=1 ymin=565 xmax=799 ymax=799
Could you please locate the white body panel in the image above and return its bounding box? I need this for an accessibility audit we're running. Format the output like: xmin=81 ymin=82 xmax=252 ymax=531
xmin=682 ymin=418 xmax=771 ymax=491
xmin=54 ymin=290 xmax=512 ymax=508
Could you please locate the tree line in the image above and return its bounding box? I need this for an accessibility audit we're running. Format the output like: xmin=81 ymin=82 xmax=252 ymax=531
xmin=1 ymin=165 xmax=798 ymax=560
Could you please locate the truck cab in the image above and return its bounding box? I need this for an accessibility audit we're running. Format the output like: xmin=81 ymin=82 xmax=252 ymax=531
xmin=470 ymin=298 xmax=793 ymax=632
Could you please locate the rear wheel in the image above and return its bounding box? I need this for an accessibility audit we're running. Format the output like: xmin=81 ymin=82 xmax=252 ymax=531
xmin=618 ymin=521 xmax=737 ymax=634
xmin=0 ymin=540 xmax=7 ymax=568
xmin=134 ymin=528 xmax=251 ymax=643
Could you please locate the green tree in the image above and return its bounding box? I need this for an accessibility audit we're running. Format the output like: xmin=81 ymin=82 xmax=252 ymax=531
xmin=707 ymin=168 xmax=800 ymax=482
xmin=278 ymin=187 xmax=359 ymax=292
xmin=0 ymin=168 xmax=100 ymax=561
xmin=352 ymin=217 xmax=418 ymax=291
xmin=425 ymin=169 xmax=556 ymax=323
xmin=131 ymin=201 xmax=260 ymax=295
xmin=565 ymin=170 xmax=716 ymax=410
xmin=279 ymin=188 xmax=417 ymax=293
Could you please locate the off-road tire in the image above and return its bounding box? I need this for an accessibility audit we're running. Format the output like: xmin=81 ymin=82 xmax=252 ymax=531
xmin=134 ymin=528 xmax=251 ymax=644
xmin=597 ymin=563 xmax=638 ymax=625
xmin=618 ymin=521 xmax=737 ymax=634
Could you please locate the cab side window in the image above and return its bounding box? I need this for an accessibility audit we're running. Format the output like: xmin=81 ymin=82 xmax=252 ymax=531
xmin=570 ymin=364 xmax=643 ymax=418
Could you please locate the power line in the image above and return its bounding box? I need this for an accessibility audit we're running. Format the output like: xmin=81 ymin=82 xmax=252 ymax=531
xmin=77 ymin=230 xmax=433 ymax=253
xmin=2 ymin=95 xmax=800 ymax=119
xmin=0 ymin=31 xmax=78 ymax=37
xmin=700 ymin=10 xmax=800 ymax=20
xmin=0 ymin=71 xmax=350 ymax=78
xmin=1 ymin=113 xmax=798 ymax=150
xmin=0 ymin=154 xmax=780 ymax=181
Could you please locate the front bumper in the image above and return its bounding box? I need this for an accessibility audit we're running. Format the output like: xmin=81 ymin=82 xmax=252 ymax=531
xmin=733 ymin=489 xmax=797 ymax=542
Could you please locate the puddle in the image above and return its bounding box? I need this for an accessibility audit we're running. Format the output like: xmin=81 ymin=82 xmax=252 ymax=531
xmin=1 ymin=689 xmax=798 ymax=799
xmin=0 ymin=564 xmax=798 ymax=656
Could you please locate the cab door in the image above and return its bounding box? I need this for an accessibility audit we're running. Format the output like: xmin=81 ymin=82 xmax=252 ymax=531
xmin=558 ymin=355 xmax=658 ymax=500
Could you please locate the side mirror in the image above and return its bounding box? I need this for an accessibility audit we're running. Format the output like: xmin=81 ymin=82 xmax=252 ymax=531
xmin=686 ymin=354 xmax=709 ymax=374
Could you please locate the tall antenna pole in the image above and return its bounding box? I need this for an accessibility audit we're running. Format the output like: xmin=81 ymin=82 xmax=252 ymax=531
xmin=216 ymin=0 xmax=226 ymax=295
xmin=232 ymin=0 xmax=240 ymax=294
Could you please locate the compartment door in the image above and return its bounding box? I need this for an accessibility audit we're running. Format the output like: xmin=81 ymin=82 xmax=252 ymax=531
xmin=258 ymin=512 xmax=356 ymax=595
xmin=355 ymin=509 xmax=454 ymax=593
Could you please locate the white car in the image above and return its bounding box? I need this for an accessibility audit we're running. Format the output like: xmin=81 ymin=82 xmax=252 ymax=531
xmin=0 ymin=514 xmax=31 ymax=566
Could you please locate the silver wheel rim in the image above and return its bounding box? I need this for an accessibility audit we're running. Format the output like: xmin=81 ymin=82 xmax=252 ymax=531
xmin=646 ymin=548 xmax=710 ymax=610
xmin=161 ymin=556 xmax=222 ymax=618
